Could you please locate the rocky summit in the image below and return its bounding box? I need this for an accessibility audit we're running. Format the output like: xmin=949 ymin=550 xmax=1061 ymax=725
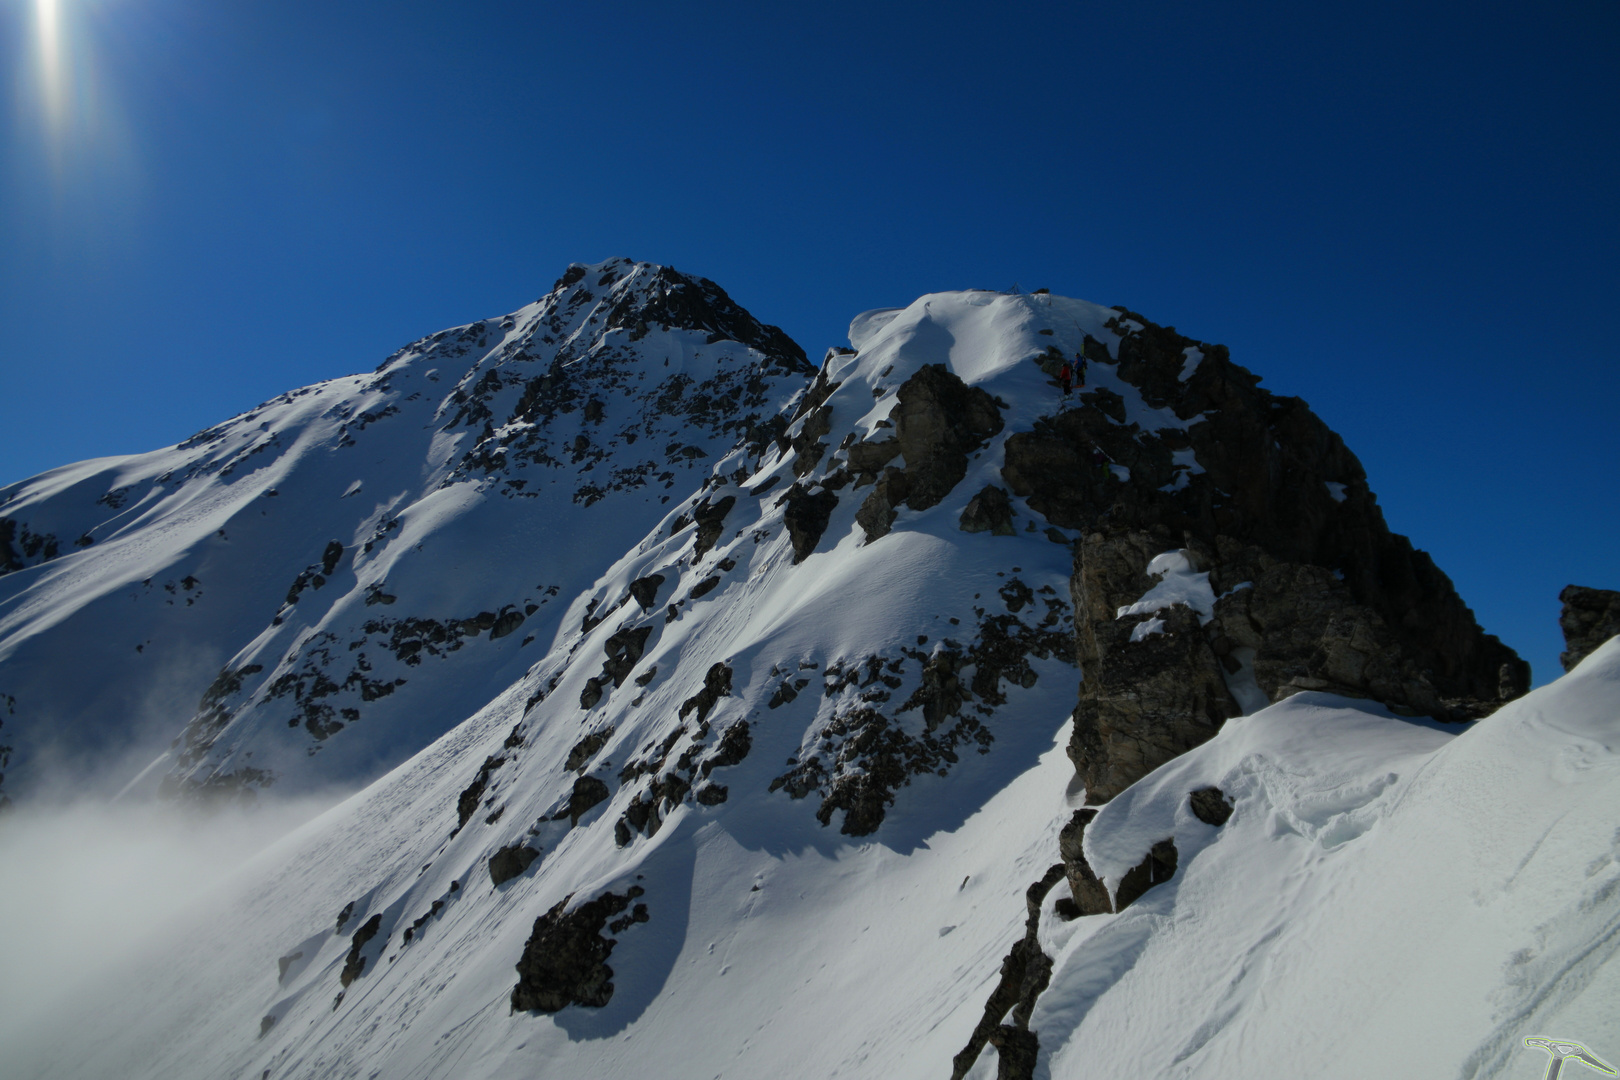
xmin=1 ymin=264 xmax=1613 ymax=1080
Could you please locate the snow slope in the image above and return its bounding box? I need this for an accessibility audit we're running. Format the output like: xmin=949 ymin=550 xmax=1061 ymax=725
xmin=1 ymin=277 xmax=1614 ymax=1080
xmin=1016 ymin=640 xmax=1620 ymax=1080
xmin=0 ymin=258 xmax=813 ymax=801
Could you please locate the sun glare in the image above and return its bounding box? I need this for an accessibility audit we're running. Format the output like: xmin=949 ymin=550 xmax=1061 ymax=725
xmin=35 ymin=0 xmax=66 ymax=129
xmin=19 ymin=0 xmax=135 ymax=190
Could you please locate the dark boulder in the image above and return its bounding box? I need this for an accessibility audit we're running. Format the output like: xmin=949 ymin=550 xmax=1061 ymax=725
xmin=854 ymin=467 xmax=907 ymax=543
xmin=565 ymin=727 xmax=614 ymax=772
xmin=1189 ymin=786 xmax=1234 ymax=826
xmin=579 ymin=676 xmax=608 ymax=710
xmin=489 ymin=608 xmax=526 ymax=640
xmin=1112 ymin=838 xmax=1178 ymax=911
xmin=567 ymin=776 xmax=610 ymax=825
xmin=601 ymin=626 xmax=652 ymax=687
xmin=959 ymin=485 xmax=1016 ymax=536
xmin=628 ymin=574 xmax=666 ymax=610
xmin=679 ymin=662 xmax=733 ymax=727
xmin=782 ymin=486 xmax=839 ymax=563
xmin=489 ymin=843 xmax=540 ymax=885
xmin=699 ymin=721 xmax=752 ymax=776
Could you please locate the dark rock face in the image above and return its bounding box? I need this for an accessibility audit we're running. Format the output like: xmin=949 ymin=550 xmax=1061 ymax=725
xmin=601 ymin=627 xmax=652 ymax=688
xmin=782 ymin=486 xmax=839 ymax=562
xmin=565 ymin=727 xmax=614 ymax=772
xmin=679 ymin=663 xmax=733 ymax=727
xmin=1003 ymin=311 xmax=1526 ymax=803
xmin=1559 ymin=585 xmax=1620 ymax=672
xmin=489 ymin=842 xmax=540 ymax=885
xmin=584 ymin=262 xmax=809 ymax=375
xmin=1189 ymin=786 xmax=1234 ymax=827
xmin=988 ymin=1027 xmax=1040 ymax=1080
xmin=691 ymin=495 xmax=736 ymax=560
xmin=846 ymin=437 xmax=899 ymax=477
xmin=566 ymin=776 xmax=610 ymax=825
xmin=340 ymin=914 xmax=383 ymax=987
xmin=510 ymin=886 xmax=647 ymax=1013
xmin=891 ymin=364 xmax=1004 ymax=511
xmin=1070 ymin=534 xmax=1238 ymax=804
xmin=320 ymin=540 xmax=344 ymax=575
xmin=699 ymin=720 xmax=751 ymax=777
xmin=950 ymin=864 xmax=1066 ymax=1080
xmin=0 ymin=517 xmax=62 ymax=576
xmin=1055 ymin=809 xmax=1111 ymax=918
xmin=770 ymin=591 xmax=1074 ymax=836
xmin=628 ymin=574 xmax=666 ymax=611
xmin=854 ymin=467 xmax=908 ymax=543
xmin=959 ymin=485 xmax=1016 ymax=536
xmin=1112 ymin=838 xmax=1178 ymax=911
xmin=791 ymin=406 xmax=834 ymax=478
xmin=456 ymin=755 xmax=507 ymax=829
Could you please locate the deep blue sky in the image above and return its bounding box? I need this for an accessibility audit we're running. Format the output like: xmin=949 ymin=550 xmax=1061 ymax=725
xmin=2 ymin=0 xmax=1615 ymax=684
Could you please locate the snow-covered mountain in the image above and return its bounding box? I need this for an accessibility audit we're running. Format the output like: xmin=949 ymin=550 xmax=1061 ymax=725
xmin=0 ymin=258 xmax=813 ymax=803
xmin=1 ymin=262 xmax=1614 ymax=1080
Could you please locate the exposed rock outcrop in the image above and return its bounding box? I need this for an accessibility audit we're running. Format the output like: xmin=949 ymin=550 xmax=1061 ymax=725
xmin=489 ymin=842 xmax=540 ymax=885
xmin=891 ymin=364 xmax=1004 ymax=510
xmin=690 ymin=495 xmax=736 ymax=560
xmin=456 ymin=754 xmax=507 ymax=829
xmin=1004 ymin=311 xmax=1526 ymax=802
xmin=1188 ymin=786 xmax=1234 ymax=826
xmin=510 ymin=887 xmax=648 ymax=1013
xmin=855 ymin=468 xmax=907 ymax=542
xmin=565 ymin=775 xmax=610 ymax=825
xmin=950 ymin=863 xmax=1066 ymax=1080
xmin=1112 ymin=838 xmax=1178 ymax=911
xmin=1070 ymin=538 xmax=1238 ymax=803
xmin=959 ymin=485 xmax=1015 ymax=536
xmin=1054 ymin=809 xmax=1111 ymax=918
xmin=679 ymin=662 xmax=733 ymax=728
xmin=1559 ymin=585 xmax=1620 ymax=672
xmin=340 ymin=914 xmax=384 ymax=987
xmin=628 ymin=574 xmax=666 ymax=611
xmin=782 ymin=485 xmax=839 ymax=563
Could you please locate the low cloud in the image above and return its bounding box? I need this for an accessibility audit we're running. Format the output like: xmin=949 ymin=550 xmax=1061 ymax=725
xmin=0 ymin=790 xmax=345 ymax=1062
